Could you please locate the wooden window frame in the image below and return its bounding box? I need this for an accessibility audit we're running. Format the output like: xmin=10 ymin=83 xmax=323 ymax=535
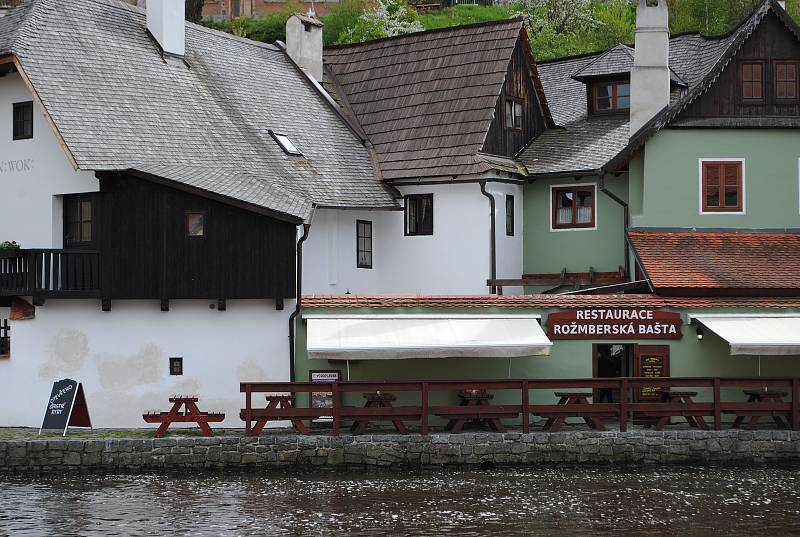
xmin=356 ymin=219 xmax=373 ymax=269
xmin=505 ymin=194 xmax=515 ymax=236
xmin=0 ymin=318 xmax=10 ymax=359
xmin=185 ymin=210 xmax=207 ymax=239
xmin=740 ymin=61 xmax=765 ymax=103
xmin=404 ymin=194 xmax=434 ymax=236
xmin=63 ymin=194 xmax=95 ymax=248
xmin=504 ymin=96 xmax=524 ymax=131
xmin=550 ymin=184 xmax=597 ymax=231
xmin=774 ymin=60 xmax=799 ymax=102
xmin=699 ymin=159 xmax=745 ymax=214
xmin=12 ymin=101 xmax=33 ymax=141
xmin=592 ymin=81 xmax=630 ymax=114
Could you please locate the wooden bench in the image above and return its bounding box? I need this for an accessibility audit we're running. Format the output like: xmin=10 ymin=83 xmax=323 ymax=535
xmin=143 ymin=396 xmax=224 ymax=438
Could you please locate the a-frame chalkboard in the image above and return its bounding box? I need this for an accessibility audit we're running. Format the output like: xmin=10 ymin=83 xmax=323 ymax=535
xmin=39 ymin=379 xmax=93 ymax=436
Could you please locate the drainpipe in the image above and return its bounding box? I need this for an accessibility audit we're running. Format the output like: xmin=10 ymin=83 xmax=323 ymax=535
xmin=288 ymin=215 xmax=313 ymax=382
xmin=598 ymin=174 xmax=630 ymax=278
xmin=480 ymin=181 xmax=497 ymax=294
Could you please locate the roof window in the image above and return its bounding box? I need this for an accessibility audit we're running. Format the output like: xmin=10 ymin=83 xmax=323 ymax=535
xmin=269 ymin=130 xmax=302 ymax=156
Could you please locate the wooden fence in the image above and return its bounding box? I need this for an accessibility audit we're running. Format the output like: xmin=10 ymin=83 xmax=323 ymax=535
xmin=0 ymin=249 xmax=101 ymax=298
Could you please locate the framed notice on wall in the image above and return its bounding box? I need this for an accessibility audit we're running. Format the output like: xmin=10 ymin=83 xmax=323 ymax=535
xmin=635 ymin=345 xmax=670 ymax=401
xmin=310 ymin=370 xmax=339 ymax=423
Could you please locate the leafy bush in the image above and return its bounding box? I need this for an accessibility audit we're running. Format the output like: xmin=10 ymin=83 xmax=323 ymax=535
xmin=335 ymin=0 xmax=423 ymax=44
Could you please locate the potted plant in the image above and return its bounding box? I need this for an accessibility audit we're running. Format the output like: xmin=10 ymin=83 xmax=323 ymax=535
xmin=0 ymin=241 xmax=20 ymax=259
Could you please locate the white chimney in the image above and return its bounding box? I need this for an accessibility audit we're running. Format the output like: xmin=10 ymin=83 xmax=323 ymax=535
xmin=778 ymin=1 xmax=786 ymax=10
xmin=286 ymin=14 xmax=324 ymax=82
xmin=630 ymin=0 xmax=670 ymax=135
xmin=147 ymin=0 xmax=185 ymax=57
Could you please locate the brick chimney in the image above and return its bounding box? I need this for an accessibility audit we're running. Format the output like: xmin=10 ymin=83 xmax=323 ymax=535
xmin=147 ymin=0 xmax=185 ymax=57
xmin=286 ymin=13 xmax=324 ymax=82
xmin=630 ymin=0 xmax=670 ymax=135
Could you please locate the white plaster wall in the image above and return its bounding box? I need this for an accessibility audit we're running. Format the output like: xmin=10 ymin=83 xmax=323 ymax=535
xmin=488 ymin=182 xmax=524 ymax=295
xmin=0 ymin=299 xmax=293 ymax=428
xmin=0 ymin=73 xmax=98 ymax=249
xmin=304 ymin=182 xmax=500 ymax=295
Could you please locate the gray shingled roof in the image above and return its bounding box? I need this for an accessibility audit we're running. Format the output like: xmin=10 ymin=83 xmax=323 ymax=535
xmin=571 ymin=44 xmax=687 ymax=86
xmin=1 ymin=0 xmax=398 ymax=220
xmin=324 ymin=20 xmax=530 ymax=181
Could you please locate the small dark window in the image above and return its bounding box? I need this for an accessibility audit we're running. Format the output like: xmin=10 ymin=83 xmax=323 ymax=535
xmin=356 ymin=220 xmax=373 ymax=269
xmin=702 ymin=161 xmax=743 ymax=212
xmin=64 ymin=195 xmax=94 ymax=247
xmin=405 ymin=194 xmax=433 ymax=236
xmin=552 ymin=186 xmax=596 ymax=229
xmin=0 ymin=318 xmax=10 ymax=357
xmin=741 ymin=62 xmax=764 ymax=101
xmin=169 ymin=357 xmax=183 ymax=376
xmin=775 ymin=62 xmax=798 ymax=100
xmin=12 ymin=101 xmax=33 ymax=140
xmin=186 ymin=211 xmax=206 ymax=238
xmin=506 ymin=195 xmax=514 ymax=236
xmin=504 ymin=97 xmax=524 ymax=130
xmin=593 ymin=81 xmax=630 ymax=113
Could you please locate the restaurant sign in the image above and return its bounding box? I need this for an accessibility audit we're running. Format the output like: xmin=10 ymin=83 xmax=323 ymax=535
xmin=546 ymin=309 xmax=683 ymax=340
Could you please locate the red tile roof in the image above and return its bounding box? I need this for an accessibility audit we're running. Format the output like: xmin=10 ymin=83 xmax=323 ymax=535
xmin=628 ymin=230 xmax=800 ymax=292
xmin=302 ymin=294 xmax=800 ymax=309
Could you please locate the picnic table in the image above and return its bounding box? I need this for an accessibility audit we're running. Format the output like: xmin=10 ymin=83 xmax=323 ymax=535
xmin=651 ymin=390 xmax=708 ymax=430
xmin=541 ymin=392 xmax=608 ymax=432
xmin=439 ymin=389 xmax=517 ymax=433
xmin=731 ymin=390 xmax=789 ymax=430
xmin=247 ymin=394 xmax=310 ymax=435
xmin=142 ymin=396 xmax=224 ymax=438
xmin=351 ymin=392 xmax=409 ymax=435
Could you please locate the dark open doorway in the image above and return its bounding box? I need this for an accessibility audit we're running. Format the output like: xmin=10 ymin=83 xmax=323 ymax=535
xmin=593 ymin=344 xmax=634 ymax=403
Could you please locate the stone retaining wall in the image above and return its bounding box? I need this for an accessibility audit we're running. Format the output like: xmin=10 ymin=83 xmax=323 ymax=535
xmin=2 ymin=430 xmax=800 ymax=473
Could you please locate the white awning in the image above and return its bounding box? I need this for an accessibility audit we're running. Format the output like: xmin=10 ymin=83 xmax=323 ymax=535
xmin=692 ymin=315 xmax=800 ymax=355
xmin=304 ymin=314 xmax=552 ymax=360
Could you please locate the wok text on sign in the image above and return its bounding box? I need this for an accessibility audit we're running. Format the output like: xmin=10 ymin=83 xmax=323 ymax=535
xmin=546 ymin=309 xmax=683 ymax=340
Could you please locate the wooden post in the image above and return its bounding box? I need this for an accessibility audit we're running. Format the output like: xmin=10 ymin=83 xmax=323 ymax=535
xmin=332 ymin=382 xmax=341 ymax=436
xmin=619 ymin=378 xmax=628 ymax=432
xmin=421 ymin=382 xmax=429 ymax=436
xmin=245 ymin=383 xmax=252 ymax=436
xmin=713 ymin=378 xmax=721 ymax=430
xmin=521 ymin=380 xmax=530 ymax=433
xmin=793 ymin=377 xmax=800 ymax=431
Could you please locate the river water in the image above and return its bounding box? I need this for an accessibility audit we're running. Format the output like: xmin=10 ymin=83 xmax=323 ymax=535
xmin=1 ymin=466 xmax=800 ymax=536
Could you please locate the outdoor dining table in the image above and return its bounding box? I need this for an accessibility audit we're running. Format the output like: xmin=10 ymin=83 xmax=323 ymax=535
xmin=351 ymin=392 xmax=409 ymax=435
xmin=731 ymin=390 xmax=789 ymax=430
xmin=249 ymin=394 xmax=310 ymax=435
xmin=142 ymin=395 xmax=225 ymax=438
xmin=541 ymin=392 xmax=607 ymax=432
xmin=443 ymin=389 xmax=513 ymax=433
xmin=651 ymin=390 xmax=709 ymax=430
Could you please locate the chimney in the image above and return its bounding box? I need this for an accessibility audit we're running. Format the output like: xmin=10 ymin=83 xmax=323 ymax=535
xmin=286 ymin=14 xmax=324 ymax=82
xmin=147 ymin=0 xmax=185 ymax=57
xmin=630 ymin=0 xmax=670 ymax=135
xmin=778 ymin=1 xmax=786 ymax=10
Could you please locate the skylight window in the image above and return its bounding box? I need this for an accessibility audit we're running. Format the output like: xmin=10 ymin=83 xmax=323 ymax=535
xmin=269 ymin=130 xmax=302 ymax=156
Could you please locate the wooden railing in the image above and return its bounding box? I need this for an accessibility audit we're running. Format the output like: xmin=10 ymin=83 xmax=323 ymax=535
xmin=240 ymin=377 xmax=800 ymax=436
xmin=0 ymin=249 xmax=101 ymax=298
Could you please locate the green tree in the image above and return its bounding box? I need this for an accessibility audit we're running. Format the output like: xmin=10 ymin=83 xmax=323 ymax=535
xmin=323 ymin=0 xmax=372 ymax=46
xmin=338 ymin=0 xmax=423 ymax=44
xmin=185 ymin=0 xmax=205 ymax=23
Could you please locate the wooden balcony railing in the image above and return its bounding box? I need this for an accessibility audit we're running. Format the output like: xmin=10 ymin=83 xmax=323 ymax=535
xmin=241 ymin=377 xmax=800 ymax=436
xmin=0 ymin=249 xmax=101 ymax=298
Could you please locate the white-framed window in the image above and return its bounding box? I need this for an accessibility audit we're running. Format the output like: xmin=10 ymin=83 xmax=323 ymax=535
xmin=549 ymin=182 xmax=597 ymax=232
xmin=698 ymin=158 xmax=746 ymax=215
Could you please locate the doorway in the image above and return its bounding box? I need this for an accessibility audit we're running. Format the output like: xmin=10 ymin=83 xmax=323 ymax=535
xmin=593 ymin=343 xmax=634 ymax=403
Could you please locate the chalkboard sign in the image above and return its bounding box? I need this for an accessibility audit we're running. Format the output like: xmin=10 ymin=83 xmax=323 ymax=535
xmin=39 ymin=379 xmax=92 ymax=436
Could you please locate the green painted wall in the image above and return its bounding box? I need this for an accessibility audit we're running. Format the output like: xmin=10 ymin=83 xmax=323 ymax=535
xmin=632 ymin=129 xmax=800 ymax=229
xmin=523 ymin=175 xmax=628 ymax=275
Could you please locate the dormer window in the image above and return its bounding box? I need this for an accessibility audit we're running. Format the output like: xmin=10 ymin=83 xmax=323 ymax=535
xmin=593 ymin=81 xmax=630 ymax=113
xmin=269 ymin=130 xmax=302 ymax=156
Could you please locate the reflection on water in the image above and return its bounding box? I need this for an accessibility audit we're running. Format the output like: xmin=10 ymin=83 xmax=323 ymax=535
xmin=1 ymin=467 xmax=800 ymax=536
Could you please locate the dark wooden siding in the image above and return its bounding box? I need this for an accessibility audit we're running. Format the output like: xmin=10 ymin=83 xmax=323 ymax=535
xmin=96 ymin=173 xmax=296 ymax=300
xmin=680 ymin=13 xmax=800 ymax=118
xmin=482 ymin=38 xmax=547 ymax=157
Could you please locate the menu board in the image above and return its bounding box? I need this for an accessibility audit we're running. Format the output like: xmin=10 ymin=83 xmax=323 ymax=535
xmin=310 ymin=370 xmax=339 ymax=422
xmin=639 ymin=354 xmax=665 ymax=400
xmin=39 ymin=378 xmax=92 ymax=436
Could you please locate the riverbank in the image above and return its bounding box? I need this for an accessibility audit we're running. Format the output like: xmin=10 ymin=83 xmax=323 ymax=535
xmin=3 ymin=429 xmax=800 ymax=472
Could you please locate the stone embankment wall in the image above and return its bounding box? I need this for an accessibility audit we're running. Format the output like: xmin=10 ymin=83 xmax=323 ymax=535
xmin=2 ymin=430 xmax=800 ymax=473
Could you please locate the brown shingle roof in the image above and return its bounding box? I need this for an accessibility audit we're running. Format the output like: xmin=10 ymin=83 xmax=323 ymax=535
xmin=628 ymin=230 xmax=800 ymax=292
xmin=302 ymin=294 xmax=800 ymax=309
xmin=324 ymin=20 xmax=526 ymax=180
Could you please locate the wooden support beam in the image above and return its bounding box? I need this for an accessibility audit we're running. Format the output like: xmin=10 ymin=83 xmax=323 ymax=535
xmin=101 ymin=299 xmax=111 ymax=312
xmin=32 ymin=296 xmax=45 ymax=307
xmin=160 ymin=299 xmax=169 ymax=312
xmin=275 ymin=296 xmax=284 ymax=311
xmin=217 ymin=299 xmax=226 ymax=311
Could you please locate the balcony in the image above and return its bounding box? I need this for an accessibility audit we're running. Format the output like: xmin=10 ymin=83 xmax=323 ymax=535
xmin=0 ymin=249 xmax=101 ymax=299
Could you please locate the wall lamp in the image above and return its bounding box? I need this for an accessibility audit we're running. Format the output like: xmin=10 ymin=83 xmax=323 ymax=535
xmin=695 ymin=325 xmax=704 ymax=341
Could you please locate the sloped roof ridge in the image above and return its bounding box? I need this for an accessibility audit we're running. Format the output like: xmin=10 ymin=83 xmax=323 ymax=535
xmin=570 ymin=43 xmax=633 ymax=78
xmin=325 ymin=17 xmax=523 ymax=50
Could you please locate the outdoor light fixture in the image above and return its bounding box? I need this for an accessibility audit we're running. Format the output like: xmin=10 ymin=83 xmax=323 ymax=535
xmin=696 ymin=326 xmax=704 ymax=341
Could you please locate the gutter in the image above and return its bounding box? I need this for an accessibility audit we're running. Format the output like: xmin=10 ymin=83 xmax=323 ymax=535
xmin=479 ymin=181 xmax=497 ymax=294
xmin=598 ymin=174 xmax=630 ymax=278
xmin=288 ymin=212 xmax=314 ymax=382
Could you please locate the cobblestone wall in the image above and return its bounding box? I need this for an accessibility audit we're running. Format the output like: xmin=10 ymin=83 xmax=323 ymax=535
xmin=2 ymin=430 xmax=800 ymax=472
